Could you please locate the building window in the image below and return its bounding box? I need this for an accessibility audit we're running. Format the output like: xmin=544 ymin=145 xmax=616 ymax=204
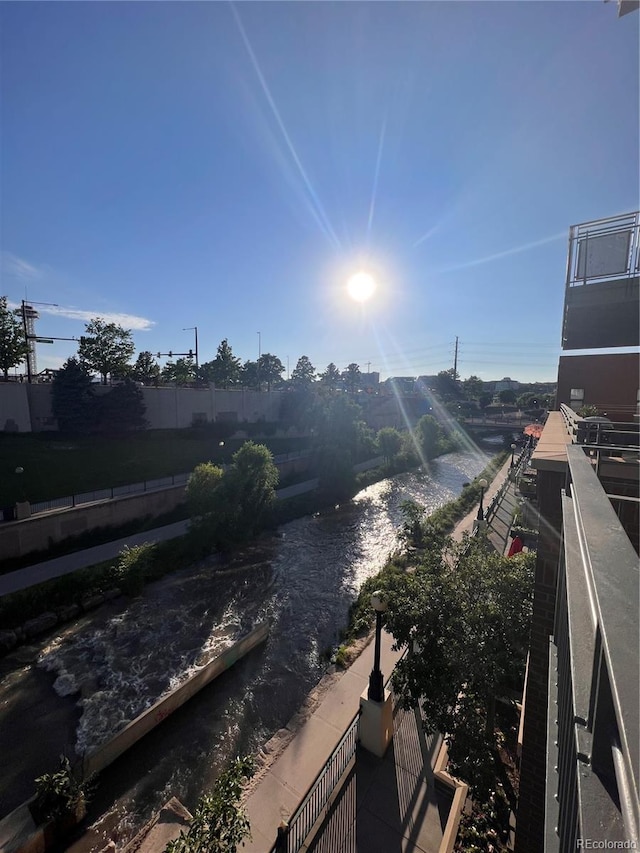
xmin=570 ymin=388 xmax=584 ymax=409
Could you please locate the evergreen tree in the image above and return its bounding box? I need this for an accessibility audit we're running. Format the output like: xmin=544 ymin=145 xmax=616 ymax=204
xmin=319 ymin=362 xmax=341 ymax=391
xmin=51 ymin=357 xmax=95 ymax=433
xmin=290 ymin=355 xmax=316 ymax=389
xmin=98 ymin=380 xmax=148 ymax=432
xmin=131 ymin=351 xmax=160 ymax=384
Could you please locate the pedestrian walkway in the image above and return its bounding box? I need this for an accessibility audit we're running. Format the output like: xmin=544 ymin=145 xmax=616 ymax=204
xmin=238 ymin=458 xmax=520 ymax=853
xmin=0 ymin=520 xmax=189 ymax=597
xmin=60 ymin=455 xmax=520 ymax=853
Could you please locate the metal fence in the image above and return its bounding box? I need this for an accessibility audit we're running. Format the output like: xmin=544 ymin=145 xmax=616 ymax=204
xmin=545 ymin=446 xmax=639 ymax=849
xmin=3 ymin=450 xmax=314 ymax=523
xmin=270 ymin=710 xmax=361 ymax=853
xmin=27 ymin=473 xmax=191 ymax=517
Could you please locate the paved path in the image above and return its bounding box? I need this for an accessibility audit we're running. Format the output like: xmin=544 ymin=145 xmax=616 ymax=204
xmin=0 ymin=520 xmax=189 ymax=597
xmin=67 ymin=457 xmax=519 ymax=853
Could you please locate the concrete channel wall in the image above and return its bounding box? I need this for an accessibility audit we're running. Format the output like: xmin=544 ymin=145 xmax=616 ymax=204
xmin=81 ymin=622 xmax=269 ymax=780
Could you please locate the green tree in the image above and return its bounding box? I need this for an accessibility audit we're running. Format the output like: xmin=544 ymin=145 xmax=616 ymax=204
xmin=478 ymin=393 xmax=493 ymax=412
xmin=239 ymin=360 xmax=259 ymax=389
xmin=78 ymin=318 xmax=135 ymax=385
xmin=97 ymin=380 xmax=148 ymax=433
xmin=224 ymin=441 xmax=279 ymax=539
xmin=162 ymin=358 xmax=195 ymax=385
xmin=257 ymin=353 xmax=285 ymax=391
xmin=0 ymin=297 xmax=30 ymax=380
xmin=319 ymin=362 xmax=341 ymax=391
xmin=186 ymin=462 xmax=225 ymax=523
xmin=498 ymin=389 xmax=517 ymax=405
xmin=315 ymin=445 xmax=355 ymax=501
xmin=200 ymin=339 xmax=242 ymax=388
xmin=290 ymin=355 xmax=316 ymax=389
xmin=414 ymin=414 xmax=443 ymax=461
xmin=384 ymin=538 xmax=534 ymax=799
xmin=462 ymin=375 xmax=483 ymax=400
xmin=343 ymin=363 xmax=361 ymax=392
xmin=131 ymin=351 xmax=160 ymax=384
xmin=166 ymin=755 xmax=254 ymax=853
xmin=377 ymin=427 xmax=402 ymax=465
xmin=51 ymin=358 xmax=95 ymax=433
xmin=434 ymin=369 xmax=459 ymax=401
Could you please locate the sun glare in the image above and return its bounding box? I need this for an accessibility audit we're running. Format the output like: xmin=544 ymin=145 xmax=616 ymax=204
xmin=347 ymin=271 xmax=377 ymax=302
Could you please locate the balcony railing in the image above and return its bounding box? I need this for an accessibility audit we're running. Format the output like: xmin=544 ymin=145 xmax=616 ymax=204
xmin=545 ymin=445 xmax=639 ymax=849
xmin=565 ymin=211 xmax=640 ymax=288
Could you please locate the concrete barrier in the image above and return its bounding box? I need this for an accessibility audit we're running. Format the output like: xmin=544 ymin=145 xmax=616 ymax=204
xmin=81 ymin=622 xmax=269 ymax=780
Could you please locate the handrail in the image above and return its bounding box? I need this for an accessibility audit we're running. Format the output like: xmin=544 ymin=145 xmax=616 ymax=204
xmin=268 ymin=651 xmax=408 ymax=853
xmin=268 ymin=709 xmax=361 ymax=853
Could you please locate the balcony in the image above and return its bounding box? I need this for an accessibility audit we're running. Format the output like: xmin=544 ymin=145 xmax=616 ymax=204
xmin=562 ymin=211 xmax=639 ymax=350
xmin=545 ymin=444 xmax=639 ymax=848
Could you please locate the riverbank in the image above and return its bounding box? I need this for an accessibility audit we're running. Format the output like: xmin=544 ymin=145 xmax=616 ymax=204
xmin=1 ymin=448 xmax=503 ymax=638
xmin=0 ymin=449 xmax=500 ymax=850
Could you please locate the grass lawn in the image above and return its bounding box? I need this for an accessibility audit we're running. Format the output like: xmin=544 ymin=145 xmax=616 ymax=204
xmin=0 ymin=430 xmax=309 ymax=505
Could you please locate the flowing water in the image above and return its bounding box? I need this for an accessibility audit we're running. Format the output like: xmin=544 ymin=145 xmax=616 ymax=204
xmin=0 ymin=450 xmax=489 ymax=848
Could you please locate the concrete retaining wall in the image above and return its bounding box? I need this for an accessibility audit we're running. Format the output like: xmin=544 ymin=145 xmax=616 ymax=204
xmin=81 ymin=622 xmax=269 ymax=780
xmin=0 ymin=486 xmax=186 ymax=561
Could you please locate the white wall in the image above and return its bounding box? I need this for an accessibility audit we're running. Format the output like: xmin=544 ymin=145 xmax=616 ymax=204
xmin=0 ymin=383 xmax=287 ymax=432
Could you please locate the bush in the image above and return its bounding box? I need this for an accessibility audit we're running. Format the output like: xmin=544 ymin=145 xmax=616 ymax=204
xmin=31 ymin=756 xmax=85 ymax=823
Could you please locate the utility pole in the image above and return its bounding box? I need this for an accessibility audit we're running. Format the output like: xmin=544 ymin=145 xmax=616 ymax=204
xmin=257 ymin=331 xmax=261 ymax=391
xmin=366 ymin=361 xmax=371 ymax=374
xmin=453 ymin=336 xmax=459 ymax=379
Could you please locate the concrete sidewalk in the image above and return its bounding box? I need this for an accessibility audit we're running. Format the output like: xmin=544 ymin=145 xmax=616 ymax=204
xmin=242 ymin=630 xmax=404 ymax=853
xmin=0 ymin=520 xmax=189 ymax=597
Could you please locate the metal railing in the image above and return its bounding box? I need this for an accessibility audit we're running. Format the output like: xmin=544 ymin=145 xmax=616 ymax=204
xmin=270 ymin=709 xmax=361 ymax=853
xmin=27 ymin=473 xmax=191 ymax=517
xmin=545 ymin=446 xmax=639 ymax=849
xmin=3 ymin=450 xmax=314 ymax=523
xmin=565 ymin=211 xmax=639 ymax=288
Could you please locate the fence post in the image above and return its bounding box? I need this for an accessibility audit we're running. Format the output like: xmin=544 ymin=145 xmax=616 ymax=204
xmin=275 ymin=820 xmax=289 ymax=852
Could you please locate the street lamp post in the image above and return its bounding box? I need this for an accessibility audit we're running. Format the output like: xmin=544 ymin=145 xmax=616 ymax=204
xmin=368 ymin=591 xmax=388 ymax=703
xmin=510 ymin=443 xmax=517 ymax=467
xmin=476 ymin=478 xmax=488 ymax=521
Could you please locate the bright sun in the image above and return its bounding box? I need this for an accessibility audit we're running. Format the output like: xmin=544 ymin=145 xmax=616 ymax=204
xmin=346 ymin=271 xmax=377 ymax=302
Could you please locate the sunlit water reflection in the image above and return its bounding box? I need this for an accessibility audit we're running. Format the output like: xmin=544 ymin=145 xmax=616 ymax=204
xmin=26 ymin=451 xmax=489 ymax=847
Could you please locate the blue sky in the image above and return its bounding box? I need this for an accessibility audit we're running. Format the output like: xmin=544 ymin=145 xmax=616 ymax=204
xmin=1 ymin=1 xmax=638 ymax=383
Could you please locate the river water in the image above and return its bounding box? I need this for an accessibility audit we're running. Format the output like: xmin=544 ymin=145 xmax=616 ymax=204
xmin=1 ymin=450 xmax=489 ymax=848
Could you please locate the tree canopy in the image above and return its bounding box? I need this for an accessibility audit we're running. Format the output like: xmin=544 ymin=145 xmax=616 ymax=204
xmin=319 ymin=362 xmax=341 ymax=390
xmin=290 ymin=355 xmax=316 ymax=389
xmin=78 ymin=318 xmax=134 ymax=384
xmin=187 ymin=442 xmax=278 ymax=549
xmin=383 ymin=537 xmax=534 ymax=799
xmin=200 ymin=339 xmax=242 ymax=388
xmin=131 ymin=351 xmax=160 ymax=384
xmin=343 ymin=363 xmax=361 ymax=392
xmin=0 ymin=297 xmax=30 ymax=380
xmin=162 ymin=358 xmax=196 ymax=385
xmin=257 ymin=353 xmax=285 ymax=391
xmin=377 ymin=427 xmax=403 ymax=465
xmin=51 ymin=357 xmax=95 ymax=433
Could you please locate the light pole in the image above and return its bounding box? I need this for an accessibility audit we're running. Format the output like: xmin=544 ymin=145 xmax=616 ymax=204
xmin=510 ymin=443 xmax=517 ymax=467
xmin=476 ymin=478 xmax=488 ymax=521
xmin=368 ymin=590 xmax=388 ymax=703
